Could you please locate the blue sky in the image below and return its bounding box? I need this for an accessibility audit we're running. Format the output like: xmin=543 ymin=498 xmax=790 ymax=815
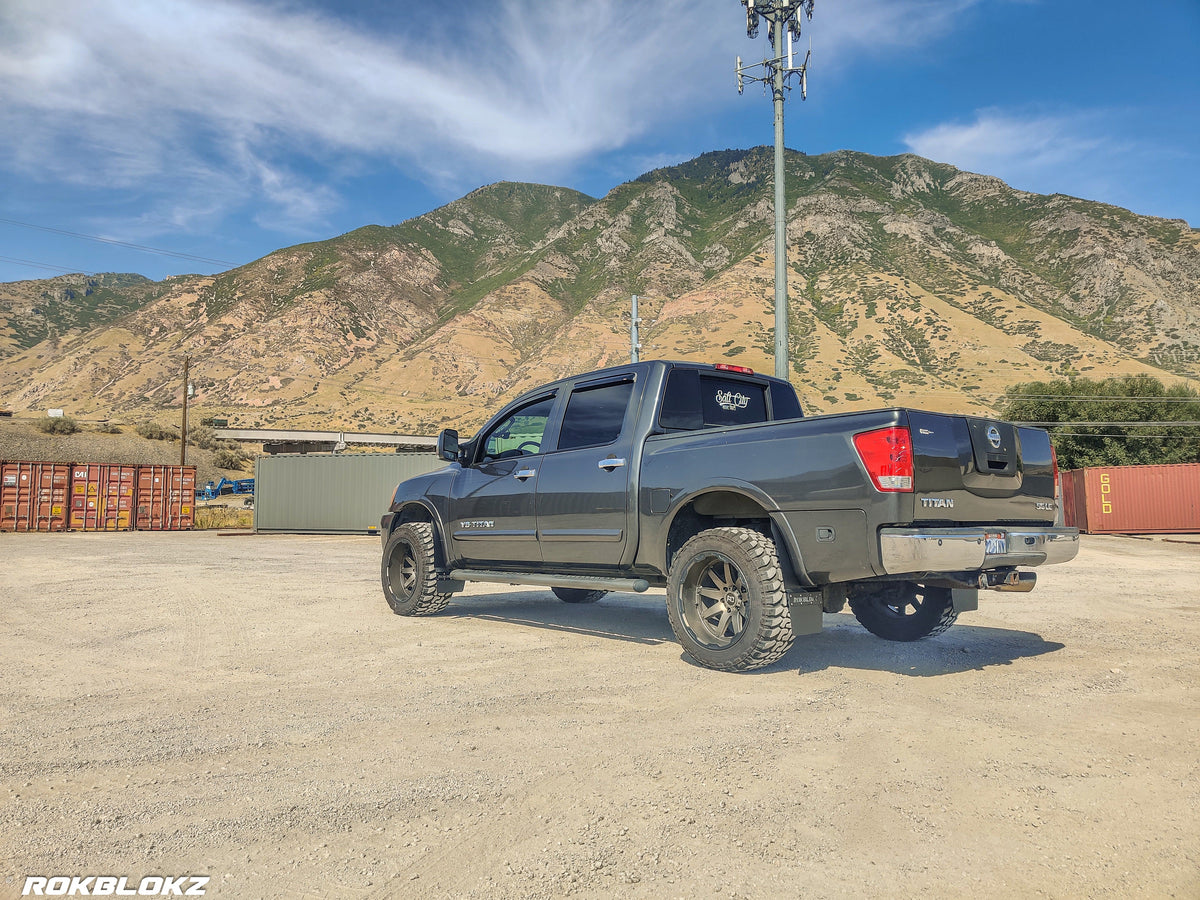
xmin=0 ymin=0 xmax=1196 ymax=284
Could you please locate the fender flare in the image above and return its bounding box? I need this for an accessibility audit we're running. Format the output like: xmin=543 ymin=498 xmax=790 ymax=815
xmin=656 ymin=480 xmax=811 ymax=588
xmin=392 ymin=500 xmax=452 ymax=565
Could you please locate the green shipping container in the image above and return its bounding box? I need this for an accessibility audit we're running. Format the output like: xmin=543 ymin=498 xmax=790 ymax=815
xmin=254 ymin=453 xmax=445 ymax=534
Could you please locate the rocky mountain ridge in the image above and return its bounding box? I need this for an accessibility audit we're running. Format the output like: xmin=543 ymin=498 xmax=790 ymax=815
xmin=1 ymin=148 xmax=1197 ymax=434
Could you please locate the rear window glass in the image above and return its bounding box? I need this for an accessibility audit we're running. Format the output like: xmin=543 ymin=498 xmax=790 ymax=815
xmin=557 ymin=380 xmax=634 ymax=450
xmin=659 ymin=369 xmax=771 ymax=430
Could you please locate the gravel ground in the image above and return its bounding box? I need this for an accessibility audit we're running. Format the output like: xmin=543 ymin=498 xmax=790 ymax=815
xmin=1 ymin=531 xmax=1197 ymax=899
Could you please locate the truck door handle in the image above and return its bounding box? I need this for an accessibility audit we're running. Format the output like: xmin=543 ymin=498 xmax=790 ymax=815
xmin=598 ymin=458 xmax=626 ymax=471
xmin=514 ymin=468 xmax=537 ymax=480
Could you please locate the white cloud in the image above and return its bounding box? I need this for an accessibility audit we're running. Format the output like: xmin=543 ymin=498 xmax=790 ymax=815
xmin=0 ymin=0 xmax=981 ymax=234
xmin=903 ymin=109 xmax=1108 ymax=177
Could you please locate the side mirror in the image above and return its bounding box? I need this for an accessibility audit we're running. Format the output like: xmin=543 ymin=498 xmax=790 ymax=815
xmin=436 ymin=428 xmax=460 ymax=463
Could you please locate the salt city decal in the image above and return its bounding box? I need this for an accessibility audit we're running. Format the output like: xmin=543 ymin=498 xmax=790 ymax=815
xmin=715 ymin=389 xmax=750 ymax=411
xmin=986 ymin=425 xmax=1002 ymax=448
xmin=921 ymin=497 xmax=955 ymax=509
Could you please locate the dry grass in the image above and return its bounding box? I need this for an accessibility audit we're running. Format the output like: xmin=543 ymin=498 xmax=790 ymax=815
xmin=193 ymin=505 xmax=254 ymax=530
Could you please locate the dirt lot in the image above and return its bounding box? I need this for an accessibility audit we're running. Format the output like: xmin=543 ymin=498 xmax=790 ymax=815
xmin=1 ymin=531 xmax=1197 ymax=899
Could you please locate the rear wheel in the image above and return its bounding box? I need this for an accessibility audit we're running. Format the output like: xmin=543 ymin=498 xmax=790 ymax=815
xmin=848 ymin=582 xmax=956 ymax=641
xmin=666 ymin=527 xmax=795 ymax=672
xmin=551 ymin=587 xmax=607 ymax=604
xmin=381 ymin=522 xmax=452 ymax=616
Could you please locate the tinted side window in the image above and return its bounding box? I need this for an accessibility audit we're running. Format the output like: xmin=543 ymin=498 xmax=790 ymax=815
xmin=557 ymin=381 xmax=634 ymax=451
xmin=770 ymin=381 xmax=803 ymax=419
xmin=659 ymin=368 xmax=703 ymax=431
xmin=480 ymin=395 xmax=555 ymax=461
xmin=698 ymin=375 xmax=768 ymax=427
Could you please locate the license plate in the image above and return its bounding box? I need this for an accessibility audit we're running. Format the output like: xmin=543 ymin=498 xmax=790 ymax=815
xmin=985 ymin=533 xmax=1007 ymax=555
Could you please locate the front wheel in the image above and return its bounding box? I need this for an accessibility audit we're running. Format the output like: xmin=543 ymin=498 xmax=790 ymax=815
xmin=847 ymin=582 xmax=957 ymax=641
xmin=381 ymin=522 xmax=452 ymax=616
xmin=666 ymin=527 xmax=795 ymax=672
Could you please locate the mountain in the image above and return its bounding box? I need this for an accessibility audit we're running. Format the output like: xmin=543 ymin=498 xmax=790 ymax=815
xmin=1 ymin=148 xmax=1197 ymax=435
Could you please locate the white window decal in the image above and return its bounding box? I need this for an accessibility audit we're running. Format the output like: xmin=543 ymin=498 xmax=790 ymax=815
xmin=715 ymin=389 xmax=750 ymax=411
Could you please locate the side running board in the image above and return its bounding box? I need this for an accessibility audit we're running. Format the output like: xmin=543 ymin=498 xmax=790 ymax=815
xmin=447 ymin=569 xmax=650 ymax=593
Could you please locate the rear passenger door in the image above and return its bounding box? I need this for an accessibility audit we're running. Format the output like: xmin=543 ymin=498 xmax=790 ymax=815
xmin=534 ymin=374 xmax=637 ymax=568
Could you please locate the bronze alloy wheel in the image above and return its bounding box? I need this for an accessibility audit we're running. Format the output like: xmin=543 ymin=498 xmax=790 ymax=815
xmin=678 ymin=550 xmax=750 ymax=650
xmin=386 ymin=536 xmax=419 ymax=604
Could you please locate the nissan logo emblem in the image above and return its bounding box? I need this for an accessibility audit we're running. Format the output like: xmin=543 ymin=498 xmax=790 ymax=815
xmin=987 ymin=425 xmax=1002 ymax=449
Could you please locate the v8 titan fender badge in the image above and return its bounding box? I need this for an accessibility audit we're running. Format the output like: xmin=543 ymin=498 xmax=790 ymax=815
xmin=987 ymin=425 xmax=1002 ymax=448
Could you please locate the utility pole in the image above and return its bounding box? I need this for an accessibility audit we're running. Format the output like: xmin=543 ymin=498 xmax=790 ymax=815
xmin=736 ymin=0 xmax=814 ymax=381
xmin=180 ymin=355 xmax=190 ymax=466
xmin=630 ymin=294 xmax=642 ymax=363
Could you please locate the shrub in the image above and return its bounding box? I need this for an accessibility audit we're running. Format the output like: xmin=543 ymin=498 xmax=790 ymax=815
xmin=36 ymin=416 xmax=80 ymax=435
xmin=187 ymin=425 xmax=219 ymax=450
xmin=213 ymin=448 xmax=248 ymax=470
xmin=136 ymin=421 xmax=178 ymax=441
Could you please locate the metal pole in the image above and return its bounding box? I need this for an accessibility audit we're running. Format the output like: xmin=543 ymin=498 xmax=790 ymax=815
xmin=772 ymin=13 xmax=789 ymax=381
xmin=180 ymin=355 xmax=190 ymax=466
xmin=631 ymin=294 xmax=640 ymax=363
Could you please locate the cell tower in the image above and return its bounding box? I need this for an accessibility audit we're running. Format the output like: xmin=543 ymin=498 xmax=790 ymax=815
xmin=736 ymin=0 xmax=814 ymax=381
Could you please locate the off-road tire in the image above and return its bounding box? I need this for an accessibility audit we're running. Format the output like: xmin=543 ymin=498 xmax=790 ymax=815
xmin=848 ymin=582 xmax=957 ymax=641
xmin=666 ymin=527 xmax=796 ymax=672
xmin=551 ymin=587 xmax=607 ymax=604
xmin=381 ymin=522 xmax=452 ymax=616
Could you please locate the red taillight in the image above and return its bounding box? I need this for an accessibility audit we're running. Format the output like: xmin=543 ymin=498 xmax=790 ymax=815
xmin=853 ymin=426 xmax=914 ymax=492
xmin=713 ymin=363 xmax=754 ymax=374
xmin=1050 ymin=445 xmax=1061 ymax=500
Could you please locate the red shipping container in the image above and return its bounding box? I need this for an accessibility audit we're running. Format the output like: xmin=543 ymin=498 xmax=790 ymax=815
xmin=1063 ymin=464 xmax=1200 ymax=534
xmin=135 ymin=465 xmax=195 ymax=530
xmin=1 ymin=461 xmax=71 ymax=532
xmin=70 ymin=464 xmax=137 ymax=531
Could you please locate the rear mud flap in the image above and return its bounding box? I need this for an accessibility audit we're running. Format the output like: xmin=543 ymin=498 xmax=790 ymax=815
xmin=788 ymin=593 xmax=824 ymax=636
xmin=951 ymin=588 xmax=979 ymax=613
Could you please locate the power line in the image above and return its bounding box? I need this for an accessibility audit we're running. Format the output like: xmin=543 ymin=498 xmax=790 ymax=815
xmin=0 ymin=255 xmax=94 ymax=276
xmin=0 ymin=217 xmax=237 ymax=267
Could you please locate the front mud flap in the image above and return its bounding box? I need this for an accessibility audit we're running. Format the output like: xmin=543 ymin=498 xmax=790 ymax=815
xmin=788 ymin=592 xmax=824 ymax=636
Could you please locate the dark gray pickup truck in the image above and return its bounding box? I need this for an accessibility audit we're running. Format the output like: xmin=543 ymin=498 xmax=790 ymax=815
xmin=380 ymin=360 xmax=1078 ymax=671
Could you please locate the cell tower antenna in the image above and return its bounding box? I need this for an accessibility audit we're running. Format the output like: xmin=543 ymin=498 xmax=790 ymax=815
xmin=734 ymin=0 xmax=814 ymax=382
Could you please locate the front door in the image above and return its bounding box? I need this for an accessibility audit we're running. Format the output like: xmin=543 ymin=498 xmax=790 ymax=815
xmin=448 ymin=393 xmax=555 ymax=565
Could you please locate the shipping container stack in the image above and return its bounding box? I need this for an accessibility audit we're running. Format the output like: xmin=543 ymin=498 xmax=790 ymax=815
xmin=0 ymin=462 xmax=195 ymax=532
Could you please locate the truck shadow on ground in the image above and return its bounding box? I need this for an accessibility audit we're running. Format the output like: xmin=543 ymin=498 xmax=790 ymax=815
xmin=760 ymin=615 xmax=1066 ymax=676
xmin=444 ymin=593 xmax=1065 ymax=676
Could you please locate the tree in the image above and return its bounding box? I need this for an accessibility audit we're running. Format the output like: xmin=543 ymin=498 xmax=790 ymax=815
xmin=997 ymin=375 xmax=1200 ymax=469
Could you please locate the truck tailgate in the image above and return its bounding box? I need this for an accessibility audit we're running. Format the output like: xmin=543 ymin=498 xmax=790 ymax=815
xmin=907 ymin=411 xmax=1058 ymax=525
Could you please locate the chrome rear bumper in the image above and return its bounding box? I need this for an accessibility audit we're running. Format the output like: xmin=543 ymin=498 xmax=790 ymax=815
xmin=879 ymin=526 xmax=1079 ymax=575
